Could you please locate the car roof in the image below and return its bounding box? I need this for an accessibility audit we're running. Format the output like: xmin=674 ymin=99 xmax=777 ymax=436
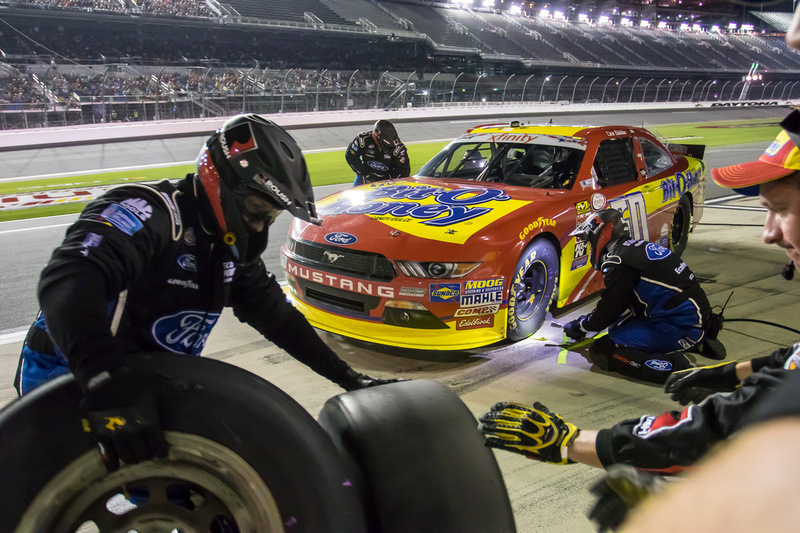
xmin=466 ymin=122 xmax=588 ymax=137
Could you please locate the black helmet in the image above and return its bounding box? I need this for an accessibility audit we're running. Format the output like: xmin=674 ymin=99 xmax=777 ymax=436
xmin=373 ymin=119 xmax=400 ymax=148
xmin=197 ymin=114 xmax=319 ymax=239
xmin=571 ymin=209 xmax=629 ymax=270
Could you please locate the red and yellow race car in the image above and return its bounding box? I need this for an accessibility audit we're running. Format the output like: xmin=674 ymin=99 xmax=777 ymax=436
xmin=281 ymin=121 xmax=705 ymax=350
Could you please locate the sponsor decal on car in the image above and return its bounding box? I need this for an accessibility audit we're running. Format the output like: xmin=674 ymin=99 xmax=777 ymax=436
xmin=287 ymin=261 xmax=395 ymax=297
xmin=399 ymin=287 xmax=427 ymax=298
xmin=591 ymin=193 xmax=606 ymax=211
xmin=661 ymin=168 xmax=700 ymax=202
xmin=456 ymin=315 xmax=495 ymax=330
xmin=430 ymin=283 xmax=461 ymax=303
xmin=571 ymin=238 xmax=589 ymax=270
xmin=575 ymin=200 xmax=591 ymax=214
xmin=454 ymin=305 xmax=500 ymax=317
xmin=323 ymin=250 xmax=345 ymax=263
xmin=462 ymin=278 xmax=504 ymax=307
xmin=325 ymin=232 xmax=358 ymax=245
xmin=152 ymin=310 xmax=220 ymax=354
xmin=318 ymin=181 xmax=530 ymax=244
xmin=518 ymin=217 xmax=556 ymax=240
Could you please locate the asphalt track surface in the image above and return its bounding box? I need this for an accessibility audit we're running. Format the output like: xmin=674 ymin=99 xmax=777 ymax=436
xmin=1 ymin=108 xmax=799 ymax=532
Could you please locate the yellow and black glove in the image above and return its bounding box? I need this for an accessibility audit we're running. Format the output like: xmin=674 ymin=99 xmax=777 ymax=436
xmin=478 ymin=401 xmax=579 ymax=465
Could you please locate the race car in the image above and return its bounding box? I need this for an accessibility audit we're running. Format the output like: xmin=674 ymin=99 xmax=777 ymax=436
xmin=281 ymin=121 xmax=705 ymax=350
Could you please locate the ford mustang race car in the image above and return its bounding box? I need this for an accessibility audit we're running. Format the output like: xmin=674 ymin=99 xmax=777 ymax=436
xmin=281 ymin=121 xmax=705 ymax=350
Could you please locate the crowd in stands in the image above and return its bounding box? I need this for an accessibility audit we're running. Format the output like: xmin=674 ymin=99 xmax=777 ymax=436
xmin=12 ymin=0 xmax=210 ymax=18
xmin=0 ymin=68 xmax=403 ymax=105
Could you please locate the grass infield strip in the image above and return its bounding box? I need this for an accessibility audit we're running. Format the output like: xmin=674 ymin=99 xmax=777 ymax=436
xmin=0 ymin=117 xmax=781 ymax=222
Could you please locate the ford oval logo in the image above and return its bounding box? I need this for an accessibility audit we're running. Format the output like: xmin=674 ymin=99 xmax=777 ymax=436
xmin=325 ymin=232 xmax=358 ymax=245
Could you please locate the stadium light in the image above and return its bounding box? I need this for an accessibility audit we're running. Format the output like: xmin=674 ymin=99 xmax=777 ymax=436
xmin=540 ymin=8 xmax=550 ymax=18
xmin=728 ymin=22 xmax=737 ymax=29
xmin=482 ymin=0 xmax=495 ymax=6
xmin=659 ymin=21 xmax=668 ymax=29
xmin=554 ymin=11 xmax=565 ymax=20
xmin=692 ymin=24 xmax=702 ymax=32
xmin=579 ymin=13 xmax=589 ymax=22
xmin=680 ymin=23 xmax=690 ymax=31
xmin=641 ymin=19 xmax=650 ymax=28
xmin=621 ymin=17 xmax=631 ymax=27
xmin=742 ymin=24 xmax=754 ymax=31
xmin=711 ymin=25 xmax=720 ymax=32
xmin=509 ymin=4 xmax=521 ymax=15
xmin=599 ymin=15 xmax=610 ymax=25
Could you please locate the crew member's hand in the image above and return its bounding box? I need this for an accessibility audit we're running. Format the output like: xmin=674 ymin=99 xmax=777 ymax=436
xmin=340 ymin=367 xmax=407 ymax=391
xmin=478 ymin=401 xmax=579 ymax=465
xmin=80 ymin=367 xmax=168 ymax=472
xmin=663 ymin=360 xmax=740 ymax=406
xmin=564 ymin=316 xmax=588 ymax=341
xmin=587 ymin=464 xmax=666 ymax=533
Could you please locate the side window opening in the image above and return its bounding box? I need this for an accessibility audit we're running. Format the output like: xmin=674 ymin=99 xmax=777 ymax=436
xmin=640 ymin=138 xmax=674 ymax=177
xmin=593 ymin=138 xmax=638 ymax=186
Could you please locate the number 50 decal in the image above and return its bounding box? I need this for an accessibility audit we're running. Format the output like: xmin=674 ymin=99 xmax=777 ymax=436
xmin=609 ymin=193 xmax=649 ymax=241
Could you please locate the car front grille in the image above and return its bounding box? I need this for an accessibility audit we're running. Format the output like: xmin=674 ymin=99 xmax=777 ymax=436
xmin=291 ymin=239 xmax=396 ymax=280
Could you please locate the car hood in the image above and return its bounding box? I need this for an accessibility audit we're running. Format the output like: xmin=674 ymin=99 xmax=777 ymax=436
xmin=292 ymin=177 xmax=566 ymax=247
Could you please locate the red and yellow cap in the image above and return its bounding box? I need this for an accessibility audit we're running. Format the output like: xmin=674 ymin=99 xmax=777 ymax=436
xmin=711 ymin=110 xmax=800 ymax=196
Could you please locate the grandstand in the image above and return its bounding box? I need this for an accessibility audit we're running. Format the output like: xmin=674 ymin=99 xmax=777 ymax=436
xmin=1 ymin=0 xmax=799 ymax=128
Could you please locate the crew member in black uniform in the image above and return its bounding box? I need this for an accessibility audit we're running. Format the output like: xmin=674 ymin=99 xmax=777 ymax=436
xmin=563 ymin=209 xmax=711 ymax=383
xmin=346 ymin=119 xmax=410 ymax=186
xmin=15 ymin=114 xmax=401 ymax=470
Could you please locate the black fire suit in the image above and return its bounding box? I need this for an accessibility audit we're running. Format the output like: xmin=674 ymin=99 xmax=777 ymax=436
xmin=345 ymin=131 xmax=410 ymax=185
xmin=17 ymin=175 xmax=350 ymax=393
xmin=595 ymin=343 xmax=800 ymax=474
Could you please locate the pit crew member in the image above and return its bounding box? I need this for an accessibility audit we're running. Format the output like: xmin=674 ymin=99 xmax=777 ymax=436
xmin=15 ymin=114 xmax=401 ymax=471
xmin=346 ymin=119 xmax=410 ymax=186
xmin=563 ymin=209 xmax=711 ymax=384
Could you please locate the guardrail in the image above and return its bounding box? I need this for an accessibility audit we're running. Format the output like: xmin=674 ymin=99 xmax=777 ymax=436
xmin=0 ymin=99 xmax=793 ymax=151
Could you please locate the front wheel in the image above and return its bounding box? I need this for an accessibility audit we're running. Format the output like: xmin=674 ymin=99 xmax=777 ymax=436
xmin=507 ymin=239 xmax=559 ymax=342
xmin=670 ymin=195 xmax=692 ymax=257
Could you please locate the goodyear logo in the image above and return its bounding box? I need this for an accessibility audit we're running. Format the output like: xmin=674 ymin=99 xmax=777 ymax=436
xmin=430 ymin=283 xmax=460 ymax=303
xmin=661 ymin=168 xmax=700 ymax=203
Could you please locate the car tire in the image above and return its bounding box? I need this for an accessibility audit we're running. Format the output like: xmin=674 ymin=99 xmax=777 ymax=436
xmin=670 ymin=195 xmax=692 ymax=256
xmin=507 ymin=238 xmax=560 ymax=342
xmin=0 ymin=353 xmax=366 ymax=533
xmin=317 ymin=379 xmax=516 ymax=533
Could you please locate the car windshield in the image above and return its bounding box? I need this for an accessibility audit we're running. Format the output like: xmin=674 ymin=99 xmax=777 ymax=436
xmin=416 ymin=140 xmax=585 ymax=190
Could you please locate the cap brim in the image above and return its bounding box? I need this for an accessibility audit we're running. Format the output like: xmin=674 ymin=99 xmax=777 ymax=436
xmin=710 ymin=161 xmax=796 ymax=191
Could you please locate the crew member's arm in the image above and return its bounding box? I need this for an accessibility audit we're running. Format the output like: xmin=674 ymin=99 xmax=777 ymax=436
xmin=390 ymin=142 xmax=411 ymax=179
xmin=581 ymin=264 xmax=638 ymax=332
xmin=345 ymin=135 xmax=371 ymax=176
xmin=229 ymin=258 xmax=399 ymax=390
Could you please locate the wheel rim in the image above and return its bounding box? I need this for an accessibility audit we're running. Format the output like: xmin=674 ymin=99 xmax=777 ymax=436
xmin=513 ymin=258 xmax=547 ymax=321
xmin=671 ymin=205 xmax=686 ymax=249
xmin=17 ymin=432 xmax=284 ymax=533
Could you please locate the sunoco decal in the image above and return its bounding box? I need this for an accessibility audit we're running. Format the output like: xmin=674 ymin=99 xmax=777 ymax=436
xmin=318 ymin=181 xmax=530 ymax=245
xmin=430 ymin=283 xmax=461 ymax=303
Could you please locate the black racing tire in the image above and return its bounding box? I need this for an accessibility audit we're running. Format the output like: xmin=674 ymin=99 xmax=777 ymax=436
xmin=670 ymin=195 xmax=692 ymax=257
xmin=0 ymin=353 xmax=366 ymax=532
xmin=317 ymin=380 xmax=516 ymax=533
xmin=507 ymin=238 xmax=560 ymax=342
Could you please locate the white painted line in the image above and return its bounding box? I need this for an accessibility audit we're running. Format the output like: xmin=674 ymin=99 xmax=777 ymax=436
xmin=0 ymin=223 xmax=72 ymax=234
xmin=0 ymin=330 xmax=27 ymax=345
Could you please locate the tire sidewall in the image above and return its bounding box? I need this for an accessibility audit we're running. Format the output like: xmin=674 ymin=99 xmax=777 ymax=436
xmin=0 ymin=354 xmax=366 ymax=532
xmin=507 ymin=239 xmax=559 ymax=341
xmin=671 ymin=195 xmax=691 ymax=256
